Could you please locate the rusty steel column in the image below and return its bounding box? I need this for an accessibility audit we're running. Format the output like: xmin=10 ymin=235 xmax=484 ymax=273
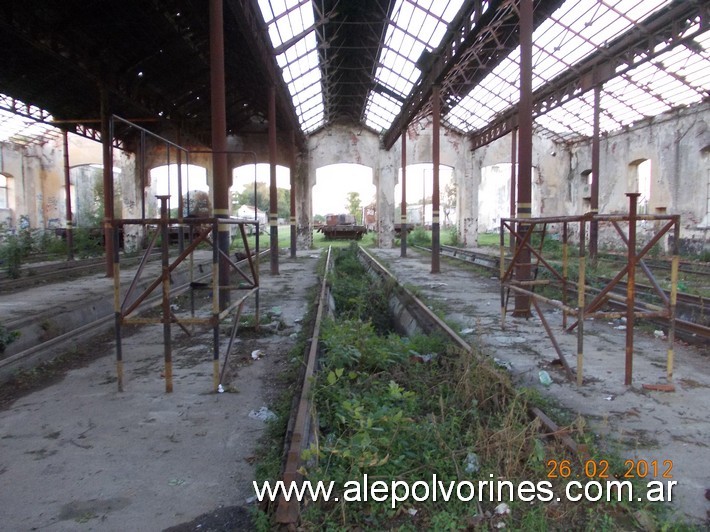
xmin=62 ymin=130 xmax=74 ymax=261
xmin=269 ymin=86 xmax=279 ymax=275
xmin=625 ymin=192 xmax=640 ymax=386
xmin=509 ymin=128 xmax=517 ymax=252
xmin=431 ymin=85 xmax=441 ymax=274
xmin=590 ymin=85 xmax=601 ymax=261
xmin=289 ymin=130 xmax=297 ymax=258
xmin=401 ymin=131 xmax=408 ymax=257
xmin=176 ymin=135 xmax=185 ymax=253
xmin=210 ymin=0 xmax=230 ymax=309
xmin=509 ymin=128 xmax=517 ymax=218
xmin=100 ymin=88 xmax=115 ymax=278
xmin=158 ymin=195 xmax=174 ymax=393
xmin=667 ymin=218 xmax=680 ymax=380
xmin=513 ymin=0 xmax=533 ymax=317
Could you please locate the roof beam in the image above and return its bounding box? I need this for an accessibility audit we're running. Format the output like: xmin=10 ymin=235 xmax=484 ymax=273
xmin=382 ymin=0 xmax=524 ymax=149
xmin=469 ymin=0 xmax=709 ymax=149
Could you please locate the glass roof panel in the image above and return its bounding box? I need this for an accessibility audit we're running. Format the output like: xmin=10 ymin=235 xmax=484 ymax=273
xmin=257 ymin=0 xmax=707 ymax=140
xmin=444 ymin=0 xmax=709 ymax=141
xmin=364 ymin=0 xmax=466 ymax=129
xmin=0 ymin=95 xmax=60 ymax=146
xmin=257 ymin=0 xmax=324 ymax=132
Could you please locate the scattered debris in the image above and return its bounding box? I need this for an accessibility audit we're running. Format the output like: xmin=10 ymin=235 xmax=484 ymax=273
xmin=251 ymin=349 xmax=264 ymax=360
xmin=642 ymin=383 xmax=675 ymax=393
xmin=493 ymin=357 xmax=513 ymax=371
xmin=217 ymin=384 xmax=224 ymax=393
xmin=653 ymin=330 xmax=666 ymax=339
xmin=464 ymin=452 xmax=480 ymax=474
xmin=538 ymin=370 xmax=553 ymax=387
xmin=409 ymin=351 xmax=436 ymax=363
xmin=248 ymin=407 xmax=277 ymax=422
xmin=460 ymin=328 xmax=475 ymax=335
xmin=494 ymin=502 xmax=510 ymax=515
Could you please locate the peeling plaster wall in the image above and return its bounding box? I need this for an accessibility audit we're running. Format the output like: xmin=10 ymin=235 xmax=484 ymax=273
xmin=398 ymin=124 xmax=471 ymax=245
xmin=0 ymin=144 xmax=25 ymax=228
xmin=471 ymin=131 xmax=570 ymax=237
xmin=6 ymin=102 xmax=708 ymax=256
xmin=306 ymin=125 xmax=383 ymax=245
xmin=0 ymin=134 xmax=134 ymax=239
xmin=570 ymin=102 xmax=710 ymax=251
xmin=305 ymin=122 xmax=472 ymax=249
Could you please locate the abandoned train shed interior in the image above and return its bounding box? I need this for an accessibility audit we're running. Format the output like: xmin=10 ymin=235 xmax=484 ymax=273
xmin=0 ymin=0 xmax=709 ymax=530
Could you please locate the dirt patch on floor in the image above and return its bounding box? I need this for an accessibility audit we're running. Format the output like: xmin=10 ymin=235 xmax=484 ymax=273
xmin=0 ymin=253 xmax=320 ymax=531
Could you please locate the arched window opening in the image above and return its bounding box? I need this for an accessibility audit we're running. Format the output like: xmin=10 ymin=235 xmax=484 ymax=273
xmin=231 ymin=163 xmax=290 ymax=223
xmin=314 ymin=164 xmax=374 ymax=226
xmin=149 ymin=164 xmax=208 ymax=217
xmin=69 ymin=164 xmax=122 ymax=228
xmin=394 ymin=163 xmax=454 ymax=228
xmin=479 ymin=163 xmax=538 ymax=233
xmin=0 ymin=173 xmax=9 ymax=210
xmin=629 ymin=159 xmax=651 ymax=214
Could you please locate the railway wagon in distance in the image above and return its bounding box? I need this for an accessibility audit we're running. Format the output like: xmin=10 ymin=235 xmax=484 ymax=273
xmin=316 ymin=213 xmax=367 ymax=240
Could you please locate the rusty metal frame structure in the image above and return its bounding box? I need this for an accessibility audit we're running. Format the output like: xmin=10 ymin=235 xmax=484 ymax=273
xmin=111 ymin=199 xmax=260 ymax=393
xmin=500 ymin=194 xmax=680 ymax=387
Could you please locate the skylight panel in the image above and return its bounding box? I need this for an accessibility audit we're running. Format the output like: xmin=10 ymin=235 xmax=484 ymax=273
xmin=364 ymin=0 xmax=465 ymax=131
xmin=0 ymin=96 xmax=58 ymax=145
xmin=256 ymin=0 xmax=324 ymax=133
xmin=445 ymin=0 xmax=682 ymax=137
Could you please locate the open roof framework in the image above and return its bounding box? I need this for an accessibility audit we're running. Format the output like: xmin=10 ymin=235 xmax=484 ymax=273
xmin=256 ymin=0 xmax=710 ymax=147
xmin=0 ymin=1 xmax=707 ymax=149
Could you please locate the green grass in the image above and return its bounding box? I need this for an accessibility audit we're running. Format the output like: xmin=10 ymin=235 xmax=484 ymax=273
xmin=252 ymin=244 xmax=693 ymax=531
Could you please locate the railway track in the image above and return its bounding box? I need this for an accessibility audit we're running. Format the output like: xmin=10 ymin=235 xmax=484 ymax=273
xmin=419 ymin=244 xmax=710 ymax=346
xmin=0 ymin=252 xmax=167 ymax=293
xmin=274 ymin=245 xmax=586 ymax=527
xmin=0 ymin=250 xmax=269 ymax=380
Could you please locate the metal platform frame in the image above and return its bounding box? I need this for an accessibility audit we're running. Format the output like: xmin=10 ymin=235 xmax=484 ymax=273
xmin=111 ymin=198 xmax=260 ymax=393
xmin=500 ymin=193 xmax=680 ymax=386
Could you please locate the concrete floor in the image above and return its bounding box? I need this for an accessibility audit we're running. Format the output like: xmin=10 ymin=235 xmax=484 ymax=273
xmin=0 ymin=246 xmax=708 ymax=528
xmin=0 ymin=251 xmax=321 ymax=531
xmin=371 ymin=247 xmax=709 ymax=526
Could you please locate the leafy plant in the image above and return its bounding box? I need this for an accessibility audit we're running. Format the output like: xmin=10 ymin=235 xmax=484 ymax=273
xmin=0 ymin=322 xmax=20 ymax=353
xmin=1 ymin=234 xmax=24 ymax=278
xmin=408 ymin=226 xmax=431 ymax=246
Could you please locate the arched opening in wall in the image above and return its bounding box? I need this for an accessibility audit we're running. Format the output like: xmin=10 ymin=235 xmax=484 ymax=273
xmin=629 ymin=159 xmax=651 ymax=214
xmin=700 ymin=145 xmax=710 ymax=229
xmin=232 ymin=163 xmax=290 ymax=224
xmin=69 ymin=164 xmax=123 ymax=228
xmin=148 ymin=164 xmax=208 ymax=217
xmin=394 ymin=163 xmax=455 ymax=227
xmin=314 ymin=164 xmax=375 ymax=226
xmin=0 ymin=173 xmax=11 ymax=211
xmin=580 ymin=169 xmax=592 ymax=213
xmin=478 ymin=163 xmax=538 ymax=234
